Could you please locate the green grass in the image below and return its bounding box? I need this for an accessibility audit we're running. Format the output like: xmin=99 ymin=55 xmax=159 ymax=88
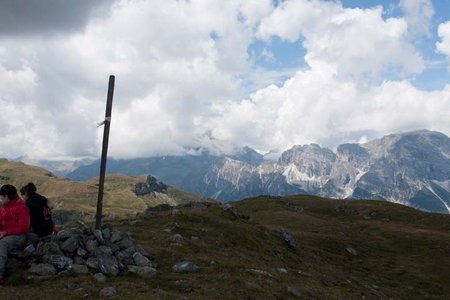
xmin=1 ymin=195 xmax=450 ymax=299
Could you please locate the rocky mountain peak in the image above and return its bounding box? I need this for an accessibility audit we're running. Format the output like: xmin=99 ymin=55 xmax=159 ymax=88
xmin=229 ymin=146 xmax=263 ymax=165
xmin=278 ymin=144 xmax=336 ymax=165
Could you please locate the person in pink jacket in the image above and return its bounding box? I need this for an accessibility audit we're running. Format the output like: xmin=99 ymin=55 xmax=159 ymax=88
xmin=0 ymin=184 xmax=30 ymax=282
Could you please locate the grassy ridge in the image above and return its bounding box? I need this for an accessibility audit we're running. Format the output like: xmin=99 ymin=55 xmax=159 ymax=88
xmin=1 ymin=195 xmax=449 ymax=299
xmin=0 ymin=159 xmax=211 ymax=219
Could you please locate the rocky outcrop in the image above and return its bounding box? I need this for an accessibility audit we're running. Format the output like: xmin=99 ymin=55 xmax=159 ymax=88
xmin=134 ymin=175 xmax=167 ymax=195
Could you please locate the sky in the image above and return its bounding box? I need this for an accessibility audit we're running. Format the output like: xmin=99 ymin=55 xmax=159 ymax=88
xmin=0 ymin=0 xmax=450 ymax=160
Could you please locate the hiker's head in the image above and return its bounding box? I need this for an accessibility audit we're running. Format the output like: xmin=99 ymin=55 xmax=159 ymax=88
xmin=20 ymin=182 xmax=37 ymax=200
xmin=0 ymin=184 xmax=18 ymax=201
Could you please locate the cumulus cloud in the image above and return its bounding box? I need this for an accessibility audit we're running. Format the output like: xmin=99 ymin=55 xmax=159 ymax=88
xmin=0 ymin=0 xmax=449 ymax=161
xmin=257 ymin=0 xmax=425 ymax=79
xmin=0 ymin=0 xmax=273 ymax=159
xmin=201 ymin=68 xmax=450 ymax=154
xmin=399 ymin=0 xmax=435 ymax=37
xmin=437 ymin=21 xmax=450 ymax=68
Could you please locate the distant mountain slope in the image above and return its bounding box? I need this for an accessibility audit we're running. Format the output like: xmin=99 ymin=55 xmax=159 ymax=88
xmin=0 ymin=159 xmax=211 ymax=220
xmin=67 ymin=130 xmax=450 ymax=213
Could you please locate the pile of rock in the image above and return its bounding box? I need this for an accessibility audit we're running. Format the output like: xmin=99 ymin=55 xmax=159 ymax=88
xmin=6 ymin=222 xmax=157 ymax=279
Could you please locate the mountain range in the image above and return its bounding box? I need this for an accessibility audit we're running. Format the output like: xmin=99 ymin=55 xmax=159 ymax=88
xmin=64 ymin=130 xmax=450 ymax=213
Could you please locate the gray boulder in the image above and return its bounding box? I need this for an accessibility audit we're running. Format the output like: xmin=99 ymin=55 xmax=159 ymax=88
xmin=127 ymin=265 xmax=157 ymax=278
xmin=281 ymin=229 xmax=297 ymax=250
xmin=69 ymin=264 xmax=89 ymax=274
xmin=100 ymin=286 xmax=117 ymax=298
xmin=29 ymin=263 xmax=57 ymax=276
xmin=172 ymin=261 xmax=199 ymax=273
xmin=34 ymin=242 xmax=63 ymax=257
xmin=86 ymin=257 xmax=100 ymax=270
xmin=42 ymin=254 xmax=73 ymax=270
xmin=94 ymin=272 xmax=108 ymax=283
xmin=61 ymin=236 xmax=80 ymax=253
xmin=132 ymin=252 xmax=151 ymax=267
xmin=94 ymin=229 xmax=106 ymax=245
xmin=95 ymin=246 xmax=119 ymax=276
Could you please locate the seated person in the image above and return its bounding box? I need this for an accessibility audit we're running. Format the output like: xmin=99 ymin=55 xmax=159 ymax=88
xmin=20 ymin=183 xmax=55 ymax=238
xmin=0 ymin=184 xmax=30 ymax=282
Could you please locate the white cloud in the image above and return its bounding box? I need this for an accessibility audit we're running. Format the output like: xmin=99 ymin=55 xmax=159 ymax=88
xmin=0 ymin=0 xmax=448 ymax=162
xmin=399 ymin=0 xmax=435 ymax=37
xmin=257 ymin=0 xmax=425 ymax=78
xmin=437 ymin=21 xmax=450 ymax=69
xmin=0 ymin=0 xmax=273 ymax=159
xmin=202 ymin=68 xmax=450 ymax=154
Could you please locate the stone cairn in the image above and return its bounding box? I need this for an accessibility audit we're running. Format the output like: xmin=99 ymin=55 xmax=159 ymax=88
xmin=6 ymin=221 xmax=157 ymax=280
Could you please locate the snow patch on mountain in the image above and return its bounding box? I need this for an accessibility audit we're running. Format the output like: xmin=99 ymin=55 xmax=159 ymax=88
xmin=283 ymin=164 xmax=320 ymax=183
xmin=431 ymin=180 xmax=450 ymax=193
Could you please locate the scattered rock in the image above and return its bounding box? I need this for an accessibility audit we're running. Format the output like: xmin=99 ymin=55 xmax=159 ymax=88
xmin=133 ymin=252 xmax=151 ymax=267
xmin=65 ymin=282 xmax=80 ymax=291
xmin=223 ymin=204 xmax=249 ymax=220
xmin=246 ymin=269 xmax=273 ymax=278
xmin=94 ymin=272 xmax=108 ymax=283
xmin=285 ymin=203 xmax=304 ymax=212
xmin=100 ymin=286 xmax=116 ymax=298
xmin=297 ymin=270 xmax=312 ymax=277
xmin=346 ymin=247 xmax=358 ymax=256
xmin=169 ymin=234 xmax=184 ymax=244
xmin=244 ymin=281 xmax=262 ymax=289
xmin=360 ymin=211 xmax=376 ymax=220
xmin=288 ymin=286 xmax=303 ymax=298
xmin=281 ymin=229 xmax=297 ymax=250
xmin=127 ymin=265 xmax=157 ymax=278
xmin=172 ymin=261 xmax=199 ymax=273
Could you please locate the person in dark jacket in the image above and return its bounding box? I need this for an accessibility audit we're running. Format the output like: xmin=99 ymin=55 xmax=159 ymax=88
xmin=0 ymin=184 xmax=30 ymax=282
xmin=20 ymin=183 xmax=54 ymax=238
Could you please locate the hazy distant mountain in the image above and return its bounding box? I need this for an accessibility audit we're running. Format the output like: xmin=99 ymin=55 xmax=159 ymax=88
xmin=67 ymin=130 xmax=450 ymax=213
xmin=15 ymin=157 xmax=95 ymax=177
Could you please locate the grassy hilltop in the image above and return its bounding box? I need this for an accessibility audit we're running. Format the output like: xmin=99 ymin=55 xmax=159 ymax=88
xmin=1 ymin=195 xmax=450 ymax=299
xmin=0 ymin=158 xmax=211 ymax=219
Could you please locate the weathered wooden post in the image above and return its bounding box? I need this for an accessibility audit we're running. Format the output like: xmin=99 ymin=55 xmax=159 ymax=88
xmin=95 ymin=75 xmax=115 ymax=229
